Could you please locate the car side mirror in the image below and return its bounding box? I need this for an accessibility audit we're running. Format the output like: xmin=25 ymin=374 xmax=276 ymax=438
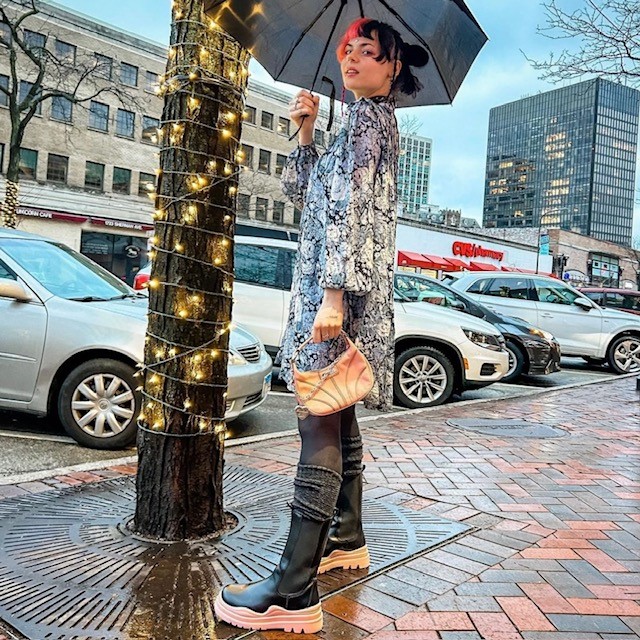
xmin=0 ymin=281 xmax=33 ymax=302
xmin=574 ymin=297 xmax=592 ymax=311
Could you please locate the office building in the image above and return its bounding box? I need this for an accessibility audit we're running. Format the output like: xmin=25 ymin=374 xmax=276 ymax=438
xmin=398 ymin=133 xmax=432 ymax=215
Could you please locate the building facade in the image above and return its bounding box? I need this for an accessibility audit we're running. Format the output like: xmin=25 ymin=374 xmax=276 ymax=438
xmin=483 ymin=78 xmax=640 ymax=246
xmin=398 ymin=133 xmax=432 ymax=215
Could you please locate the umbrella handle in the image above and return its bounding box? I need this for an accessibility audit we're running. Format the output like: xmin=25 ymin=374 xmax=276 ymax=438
xmin=287 ymin=80 xmax=335 ymax=143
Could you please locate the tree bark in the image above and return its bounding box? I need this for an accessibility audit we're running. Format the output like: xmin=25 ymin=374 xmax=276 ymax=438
xmin=134 ymin=0 xmax=250 ymax=540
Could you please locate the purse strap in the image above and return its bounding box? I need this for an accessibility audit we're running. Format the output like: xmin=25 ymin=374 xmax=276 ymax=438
xmin=290 ymin=330 xmax=351 ymax=370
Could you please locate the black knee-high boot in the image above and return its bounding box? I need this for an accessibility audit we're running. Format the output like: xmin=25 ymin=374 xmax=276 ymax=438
xmin=319 ymin=434 xmax=370 ymax=573
xmin=214 ymin=464 xmax=341 ymax=634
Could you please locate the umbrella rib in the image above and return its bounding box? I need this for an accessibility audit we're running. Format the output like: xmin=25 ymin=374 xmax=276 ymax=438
xmin=358 ymin=0 xmax=364 ymax=18
xmin=275 ymin=0 xmax=339 ymax=80
xmin=374 ymin=0 xmax=454 ymax=103
xmin=310 ymin=0 xmax=348 ymax=89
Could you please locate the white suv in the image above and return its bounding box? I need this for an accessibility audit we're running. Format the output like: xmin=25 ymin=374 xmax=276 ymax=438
xmin=230 ymin=236 xmax=508 ymax=408
xmin=451 ymin=272 xmax=640 ymax=374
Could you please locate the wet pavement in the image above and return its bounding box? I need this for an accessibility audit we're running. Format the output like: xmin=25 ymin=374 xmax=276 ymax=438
xmin=0 ymin=372 xmax=638 ymax=640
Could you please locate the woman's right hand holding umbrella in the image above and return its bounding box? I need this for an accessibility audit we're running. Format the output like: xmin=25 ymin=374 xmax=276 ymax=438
xmin=289 ymin=89 xmax=320 ymax=146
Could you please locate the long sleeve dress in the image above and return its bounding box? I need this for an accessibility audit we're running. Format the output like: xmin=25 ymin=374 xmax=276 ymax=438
xmin=276 ymin=95 xmax=399 ymax=412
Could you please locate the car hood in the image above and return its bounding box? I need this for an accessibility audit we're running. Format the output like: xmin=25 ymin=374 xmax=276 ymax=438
xmin=599 ymin=306 xmax=640 ymax=323
xmin=396 ymin=300 xmax=501 ymax=335
xmin=77 ymin=296 xmax=260 ymax=350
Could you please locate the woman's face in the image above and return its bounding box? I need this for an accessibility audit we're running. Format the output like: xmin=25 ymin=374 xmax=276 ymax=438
xmin=340 ymin=31 xmax=399 ymax=100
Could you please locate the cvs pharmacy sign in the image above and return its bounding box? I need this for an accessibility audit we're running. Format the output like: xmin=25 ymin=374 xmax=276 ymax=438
xmin=452 ymin=241 xmax=504 ymax=262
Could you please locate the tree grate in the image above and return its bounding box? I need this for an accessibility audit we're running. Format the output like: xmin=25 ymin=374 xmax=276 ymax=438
xmin=0 ymin=465 xmax=469 ymax=640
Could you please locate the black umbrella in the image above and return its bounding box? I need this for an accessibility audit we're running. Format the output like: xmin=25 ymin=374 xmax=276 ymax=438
xmin=203 ymin=0 xmax=487 ymax=108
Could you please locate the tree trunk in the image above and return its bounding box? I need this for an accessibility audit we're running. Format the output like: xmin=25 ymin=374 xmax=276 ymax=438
xmin=2 ymin=125 xmax=23 ymax=229
xmin=134 ymin=0 xmax=250 ymax=540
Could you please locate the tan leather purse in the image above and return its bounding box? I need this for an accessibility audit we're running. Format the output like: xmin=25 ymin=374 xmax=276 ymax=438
xmin=291 ymin=331 xmax=374 ymax=419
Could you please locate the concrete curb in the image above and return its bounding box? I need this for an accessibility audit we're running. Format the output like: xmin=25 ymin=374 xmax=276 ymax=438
xmin=0 ymin=370 xmax=635 ymax=487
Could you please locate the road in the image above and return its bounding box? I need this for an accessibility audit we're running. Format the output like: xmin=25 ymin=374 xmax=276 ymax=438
xmin=0 ymin=358 xmax=618 ymax=480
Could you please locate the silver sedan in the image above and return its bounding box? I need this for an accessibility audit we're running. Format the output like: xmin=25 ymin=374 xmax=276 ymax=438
xmin=0 ymin=228 xmax=272 ymax=449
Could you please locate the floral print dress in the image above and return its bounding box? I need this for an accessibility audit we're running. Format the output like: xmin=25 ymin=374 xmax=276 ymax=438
xmin=276 ymin=95 xmax=399 ymax=412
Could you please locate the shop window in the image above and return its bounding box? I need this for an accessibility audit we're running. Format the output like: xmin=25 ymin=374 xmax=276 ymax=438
xmin=85 ymin=161 xmax=105 ymax=191
xmin=19 ymin=148 xmax=38 ymax=179
xmin=80 ymin=231 xmax=147 ymax=285
xmin=142 ymin=116 xmax=160 ymax=143
xmin=258 ymin=149 xmax=271 ymax=173
xmin=51 ymin=96 xmax=73 ymax=123
xmin=138 ymin=172 xmax=155 ymax=197
xmin=120 ymin=62 xmax=138 ymax=87
xmin=116 ymin=109 xmax=135 ymax=138
xmin=94 ymin=53 xmax=113 ymax=80
xmin=46 ymin=154 xmax=68 ymax=184
xmin=113 ymin=167 xmax=131 ymax=194
xmin=89 ymin=101 xmax=109 ymax=131
xmin=255 ymin=197 xmax=268 ymax=220
xmin=261 ymin=111 xmax=274 ymax=130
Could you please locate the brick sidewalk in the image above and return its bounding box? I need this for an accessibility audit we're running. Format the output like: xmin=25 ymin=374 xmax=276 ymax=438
xmin=1 ymin=376 xmax=639 ymax=639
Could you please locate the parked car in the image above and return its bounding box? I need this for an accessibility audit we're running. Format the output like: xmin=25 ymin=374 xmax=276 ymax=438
xmin=0 ymin=229 xmax=272 ymax=449
xmin=451 ymin=272 xmax=640 ymax=374
xmin=580 ymin=287 xmax=640 ymax=317
xmin=174 ymin=236 xmax=507 ymax=408
xmin=395 ymin=272 xmax=561 ymax=382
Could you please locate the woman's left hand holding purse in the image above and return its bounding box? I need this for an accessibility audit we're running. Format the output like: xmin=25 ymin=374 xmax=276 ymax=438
xmin=312 ymin=289 xmax=344 ymax=343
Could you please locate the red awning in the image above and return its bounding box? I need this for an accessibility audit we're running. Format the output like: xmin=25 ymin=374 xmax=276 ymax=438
xmin=443 ymin=257 xmax=469 ymax=271
xmin=397 ymin=250 xmax=435 ymax=270
xmin=421 ymin=253 xmax=454 ymax=270
xmin=469 ymin=261 xmax=499 ymax=271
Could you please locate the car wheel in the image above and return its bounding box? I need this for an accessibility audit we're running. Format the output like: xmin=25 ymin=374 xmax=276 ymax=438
xmin=57 ymin=358 xmax=140 ymax=449
xmin=394 ymin=346 xmax=455 ymax=409
xmin=582 ymin=356 xmax=606 ymax=366
xmin=607 ymin=335 xmax=640 ymax=375
xmin=502 ymin=341 xmax=526 ymax=383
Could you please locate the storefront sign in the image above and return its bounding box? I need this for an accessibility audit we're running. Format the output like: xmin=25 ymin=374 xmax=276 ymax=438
xmin=90 ymin=217 xmax=154 ymax=232
xmin=17 ymin=206 xmax=88 ymax=223
xmin=452 ymin=241 xmax=504 ymax=262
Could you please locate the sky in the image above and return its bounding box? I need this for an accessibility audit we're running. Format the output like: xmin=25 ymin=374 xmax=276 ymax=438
xmin=53 ymin=0 xmax=640 ymax=233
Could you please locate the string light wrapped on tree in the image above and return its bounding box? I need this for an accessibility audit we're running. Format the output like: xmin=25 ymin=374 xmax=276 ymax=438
xmin=134 ymin=0 xmax=251 ymax=540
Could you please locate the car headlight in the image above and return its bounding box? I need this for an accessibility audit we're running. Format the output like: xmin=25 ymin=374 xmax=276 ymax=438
xmin=462 ymin=328 xmax=503 ymax=351
xmin=228 ymin=350 xmax=248 ymax=366
xmin=529 ymin=328 xmax=555 ymax=342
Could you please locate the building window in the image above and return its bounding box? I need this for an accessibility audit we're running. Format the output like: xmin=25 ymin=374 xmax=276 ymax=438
xmin=294 ymin=207 xmax=302 ymax=224
xmin=19 ymin=81 xmax=41 ymax=114
xmin=89 ymin=101 xmax=109 ymax=131
xmin=0 ymin=75 xmax=8 ymax=107
xmin=113 ymin=167 xmax=131 ymax=194
xmin=277 ymin=116 xmax=290 ymax=136
xmin=237 ymin=193 xmax=250 ymax=217
xmin=55 ymin=40 xmax=76 ymax=64
xmin=589 ymin=253 xmax=620 ymax=287
xmin=19 ymin=148 xmax=38 ymax=179
xmin=255 ymin=197 xmax=268 ymax=220
xmin=142 ymin=116 xmax=160 ymax=143
xmin=261 ymin=111 xmax=274 ymax=130
xmin=275 ymin=153 xmax=287 ymax=177
xmin=51 ymin=96 xmax=73 ymax=123
xmin=24 ymin=30 xmax=45 ymax=54
xmin=273 ymin=200 xmax=285 ymax=223
xmin=138 ymin=172 xmax=155 ymax=197
xmin=116 ymin=109 xmax=135 ymax=138
xmin=120 ymin=62 xmax=138 ymax=87
xmin=145 ymin=71 xmax=159 ymax=93
xmin=314 ymin=129 xmax=325 ymax=147
xmin=258 ymin=149 xmax=271 ymax=173
xmin=85 ymin=161 xmax=105 ymax=191
xmin=94 ymin=53 xmax=113 ymax=80
xmin=244 ymin=105 xmax=256 ymax=124
xmin=46 ymin=154 xmax=68 ymax=184
xmin=241 ymin=144 xmax=254 ymax=168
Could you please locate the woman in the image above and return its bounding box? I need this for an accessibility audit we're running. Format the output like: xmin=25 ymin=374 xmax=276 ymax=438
xmin=215 ymin=17 xmax=425 ymax=634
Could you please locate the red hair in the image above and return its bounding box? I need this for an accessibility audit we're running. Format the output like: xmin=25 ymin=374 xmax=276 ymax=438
xmin=336 ymin=18 xmax=373 ymax=62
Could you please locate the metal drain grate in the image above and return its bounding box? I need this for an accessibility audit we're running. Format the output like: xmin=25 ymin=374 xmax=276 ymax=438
xmin=0 ymin=466 xmax=469 ymax=640
xmin=446 ymin=418 xmax=567 ymax=438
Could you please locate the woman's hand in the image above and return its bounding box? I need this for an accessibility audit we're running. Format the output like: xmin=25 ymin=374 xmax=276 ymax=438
xmin=312 ymin=289 xmax=344 ymax=343
xmin=289 ymin=89 xmax=319 ymax=146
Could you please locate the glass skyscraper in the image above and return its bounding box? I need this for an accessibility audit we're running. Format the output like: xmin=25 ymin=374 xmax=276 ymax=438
xmin=483 ymin=78 xmax=639 ymax=246
xmin=398 ymin=134 xmax=432 ymax=216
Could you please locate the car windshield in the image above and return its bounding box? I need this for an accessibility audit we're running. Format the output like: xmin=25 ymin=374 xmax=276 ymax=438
xmin=2 ymin=238 xmax=133 ymax=300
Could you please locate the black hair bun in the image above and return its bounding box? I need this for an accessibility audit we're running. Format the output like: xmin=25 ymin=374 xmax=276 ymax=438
xmin=403 ymin=44 xmax=429 ymax=68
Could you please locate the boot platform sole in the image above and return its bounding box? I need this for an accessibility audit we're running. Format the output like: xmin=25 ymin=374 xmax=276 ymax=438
xmin=214 ymin=593 xmax=323 ymax=634
xmin=318 ymin=545 xmax=370 ymax=574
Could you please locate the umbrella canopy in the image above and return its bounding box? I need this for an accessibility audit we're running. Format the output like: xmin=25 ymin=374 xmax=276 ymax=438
xmin=204 ymin=0 xmax=487 ymax=108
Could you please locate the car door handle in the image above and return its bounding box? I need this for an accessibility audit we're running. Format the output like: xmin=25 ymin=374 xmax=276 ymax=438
xmin=540 ymin=312 xmax=553 ymax=317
